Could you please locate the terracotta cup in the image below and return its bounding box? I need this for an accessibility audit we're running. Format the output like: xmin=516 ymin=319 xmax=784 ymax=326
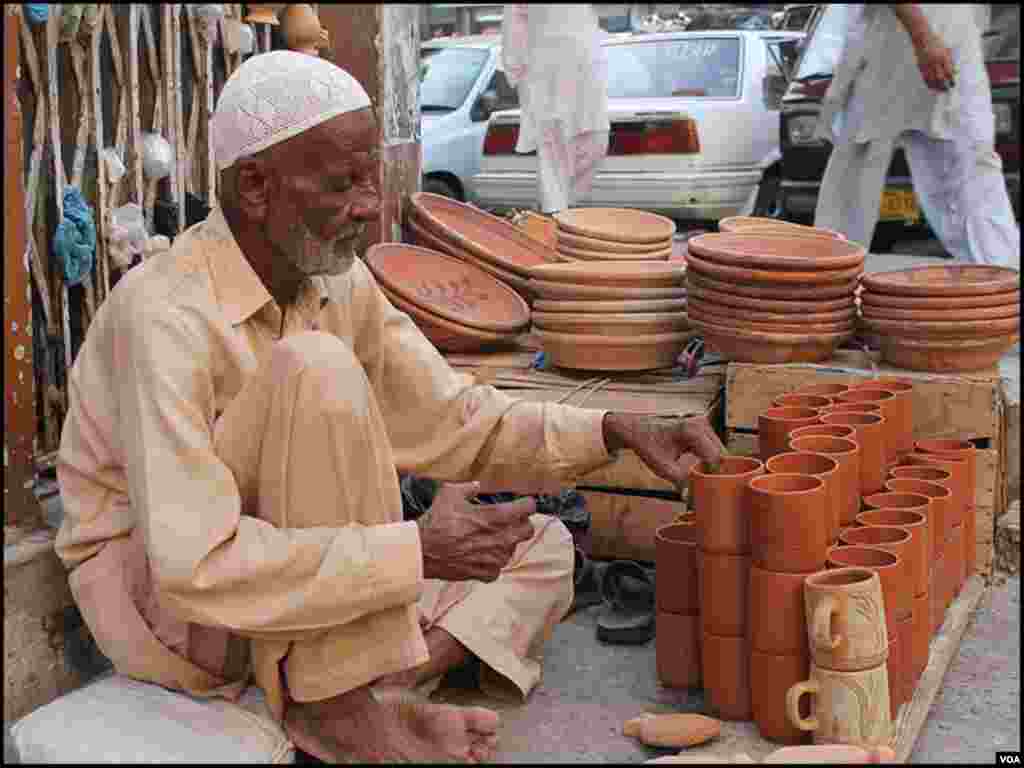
xmin=945 ymin=525 xmax=966 ymax=599
xmin=835 ymin=389 xmax=900 ymax=465
xmin=884 ymin=476 xmax=952 ymax=560
xmin=901 ymin=454 xmax=967 ymax=529
xmin=691 ymin=456 xmax=764 ymax=554
xmin=826 ymin=546 xmax=905 ymax=635
xmin=789 ymin=435 xmax=861 ymax=533
xmin=766 ymin=452 xmax=841 ymax=545
xmin=849 ymin=378 xmax=915 ymax=458
xmin=886 ymin=635 xmax=904 ymax=720
xmin=751 ymin=648 xmax=812 ymax=745
xmin=772 ymin=394 xmax=834 ymax=411
xmin=702 ymin=632 xmax=752 ymax=720
xmin=802 ymin=567 xmax=888 ymax=672
xmin=655 ymin=523 xmax=699 ymax=616
xmin=789 ymin=423 xmax=857 ymax=443
xmin=786 ymin=662 xmax=893 ymax=747
xmin=910 ymin=592 xmax=930 ymax=685
xmin=895 ymin=613 xmax=915 ymax=706
xmin=859 ymin=494 xmax=931 ymax=597
xmin=656 ymin=611 xmax=702 ymax=688
xmin=929 ymin=555 xmax=946 ymax=634
xmin=758 ymin=407 xmax=823 ymax=462
xmin=698 ymin=551 xmax=750 ymax=636
xmin=748 ymin=474 xmax=829 ymax=573
xmin=749 ymin=565 xmax=811 ymax=656
xmin=820 ymin=402 xmax=882 ymax=418
xmin=837 ymin=527 xmax=913 ymax=622
xmin=791 ymin=382 xmax=851 ymax=399
xmin=821 ymin=413 xmax=887 ymax=497
xmin=915 ymin=440 xmax=978 ymax=579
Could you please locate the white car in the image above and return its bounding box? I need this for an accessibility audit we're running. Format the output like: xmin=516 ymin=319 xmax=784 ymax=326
xmin=470 ymin=29 xmax=804 ymax=222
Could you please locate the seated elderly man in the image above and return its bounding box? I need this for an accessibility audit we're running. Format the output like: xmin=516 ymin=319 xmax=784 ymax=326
xmin=55 ymin=51 xmax=723 ymax=764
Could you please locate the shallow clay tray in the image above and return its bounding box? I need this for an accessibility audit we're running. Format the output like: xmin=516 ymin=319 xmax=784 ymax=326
xmin=687 ymin=303 xmax=854 ymax=335
xmin=410 ymin=192 xmax=560 ymax=276
xmin=531 ymin=279 xmax=687 ymax=301
xmin=531 ymin=310 xmax=689 ymax=336
xmin=407 ymin=212 xmax=477 ymax=261
xmin=878 ymin=333 xmax=1021 ymax=373
xmin=859 ymin=287 xmax=1021 ymax=310
xmin=860 ymin=264 xmax=1021 ymax=297
xmin=718 ymin=216 xmax=845 ymax=239
xmin=686 ymin=271 xmax=858 ymax=301
xmin=687 ymin=282 xmax=854 ymax=314
xmin=686 ymin=295 xmax=855 ymax=325
xmin=531 ymin=261 xmax=684 ymax=288
xmin=532 ymin=297 xmax=687 ymax=314
xmin=365 ymin=243 xmax=530 ymax=334
xmin=688 ymin=232 xmax=865 ymax=271
xmin=859 ymin=314 xmax=1020 ymax=338
xmin=685 ymin=251 xmax=863 ymax=285
xmin=859 ymin=302 xmax=1019 ymax=322
xmin=557 ymin=243 xmax=671 ymax=262
xmin=553 ymin=208 xmax=676 ymax=244
xmin=535 ymin=328 xmax=691 ymax=371
xmin=689 ymin=317 xmax=852 ymax=364
xmin=556 ymin=228 xmax=672 ymax=254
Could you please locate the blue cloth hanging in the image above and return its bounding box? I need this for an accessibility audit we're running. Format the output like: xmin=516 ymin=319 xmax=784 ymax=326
xmin=53 ymin=186 xmax=97 ymax=287
xmin=23 ymin=4 xmax=50 ymax=24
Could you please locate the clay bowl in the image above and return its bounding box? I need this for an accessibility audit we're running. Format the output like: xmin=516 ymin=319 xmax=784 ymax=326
xmin=691 ymin=456 xmax=765 ymax=555
xmin=791 ymin=382 xmax=852 ymax=399
xmin=860 ymin=302 xmax=1019 ymax=322
xmin=687 ymin=270 xmax=859 ymax=301
xmin=788 ymin=423 xmax=857 ymax=443
xmin=556 ymin=228 xmax=672 ymax=254
xmin=687 ymin=282 xmax=855 ymax=315
xmin=789 ymin=435 xmax=861 ymax=534
xmin=531 ymin=311 xmax=689 ymax=336
xmin=826 ymin=545 xmax=904 ymax=630
xmin=876 ymin=333 xmax=1020 ymax=372
xmin=820 ymin=412 xmax=887 ymax=496
xmin=717 ymin=226 xmax=847 ymax=245
xmin=847 ymin=378 xmax=915 ymax=458
xmin=688 ymin=232 xmax=865 ymax=271
xmin=684 ymin=251 xmax=863 ymax=286
xmin=717 ymin=216 xmax=844 ymax=240
xmin=553 ymin=207 xmax=677 ymax=244
xmin=859 ymin=314 xmax=1020 ymax=339
xmin=860 ymin=264 xmax=1021 ymax=297
xmin=837 ymin=527 xmax=913 ymax=622
xmin=759 ymin=407 xmax=823 ymax=461
xmin=855 ymin=508 xmax=929 ymax=599
xmin=773 ymin=394 xmax=834 ymax=411
xmin=530 ymin=261 xmax=684 ymax=288
xmin=859 ymin=287 xmax=1020 ymax=310
xmin=686 ymin=296 xmax=856 ymax=326
xmin=766 ymin=452 xmax=841 ymax=544
xmin=378 ymin=285 xmax=521 ymax=352
xmin=534 ymin=328 xmax=692 ymax=372
xmin=532 ymin=297 xmax=688 ymax=314
xmin=557 ymin=243 xmax=672 ymax=262
xmin=655 ymin=523 xmax=700 ymax=616
xmin=690 ymin=319 xmax=852 ymax=364
xmin=365 ymin=243 xmax=530 ymax=333
xmin=687 ymin=302 xmax=854 ymax=335
xmin=747 ymin=473 xmax=829 ymax=573
xmin=530 ymin=279 xmax=687 ymax=302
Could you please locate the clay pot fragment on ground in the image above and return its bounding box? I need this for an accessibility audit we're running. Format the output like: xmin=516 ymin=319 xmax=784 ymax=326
xmin=789 ymin=435 xmax=861 ymax=534
xmin=766 ymin=452 xmax=841 ymax=545
xmin=748 ymin=474 xmax=829 ymax=573
xmin=690 ymin=456 xmax=764 ymax=555
xmin=758 ymin=407 xmax=823 ymax=462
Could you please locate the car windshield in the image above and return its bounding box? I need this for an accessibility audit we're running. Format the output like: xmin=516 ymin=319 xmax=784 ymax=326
xmin=794 ymin=4 xmax=860 ymax=81
xmin=605 ymin=37 xmax=742 ymax=99
xmin=419 ymin=47 xmax=490 ymax=110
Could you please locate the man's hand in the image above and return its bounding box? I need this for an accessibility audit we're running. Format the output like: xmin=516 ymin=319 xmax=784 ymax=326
xmin=891 ymin=4 xmax=955 ymax=91
xmin=603 ymin=413 xmax=727 ymax=491
xmin=417 ymin=482 xmax=535 ymax=583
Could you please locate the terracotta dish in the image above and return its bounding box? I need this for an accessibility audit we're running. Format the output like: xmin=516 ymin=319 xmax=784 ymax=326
xmin=687 ymin=283 xmax=854 ymax=314
xmin=718 ymin=216 xmax=844 ymax=239
xmin=860 ymin=265 xmax=1021 ymax=297
xmin=407 ymin=212 xmax=477 ymax=261
xmin=534 ymin=328 xmax=693 ymax=371
xmin=531 ymin=310 xmax=689 ymax=336
xmin=690 ymin=318 xmax=852 ymax=363
xmin=859 ymin=288 xmax=1020 ymax=310
xmin=688 ymin=233 xmax=865 ymax=271
xmin=687 ymin=305 xmax=854 ymax=335
xmin=877 ymin=333 xmax=1020 ymax=372
xmin=687 ymin=296 xmax=856 ymax=325
xmin=556 ymin=229 xmax=671 ymax=254
xmin=859 ymin=302 xmax=1020 ymax=322
xmin=533 ymin=297 xmax=687 ymax=314
xmin=557 ymin=243 xmax=671 ymax=262
xmin=530 ymin=279 xmax=686 ymax=301
xmin=365 ymin=244 xmax=530 ymax=333
xmin=686 ymin=271 xmax=859 ymax=301
xmin=859 ymin=315 xmax=1020 ymax=338
xmin=379 ymin=285 xmax=520 ymax=352
xmin=553 ymin=207 xmax=676 ymax=244
xmin=685 ymin=252 xmax=863 ymax=286
xmin=468 ymin=254 xmax=537 ymax=300
xmin=531 ymin=261 xmax=684 ymax=287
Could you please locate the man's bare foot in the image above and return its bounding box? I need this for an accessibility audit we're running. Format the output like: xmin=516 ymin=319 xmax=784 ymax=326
xmin=284 ymin=685 xmax=499 ymax=763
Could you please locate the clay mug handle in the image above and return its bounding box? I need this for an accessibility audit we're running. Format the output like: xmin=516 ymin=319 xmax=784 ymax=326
xmin=786 ymin=679 xmax=820 ymax=732
xmin=812 ymin=593 xmax=841 ymax=651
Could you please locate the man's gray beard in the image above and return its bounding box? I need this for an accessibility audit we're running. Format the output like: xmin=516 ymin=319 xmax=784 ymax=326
xmin=287 ymin=226 xmax=359 ymax=277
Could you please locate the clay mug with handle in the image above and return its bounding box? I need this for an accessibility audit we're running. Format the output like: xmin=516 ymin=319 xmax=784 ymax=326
xmin=803 ymin=567 xmax=888 ymax=672
xmin=786 ymin=662 xmax=893 ymax=747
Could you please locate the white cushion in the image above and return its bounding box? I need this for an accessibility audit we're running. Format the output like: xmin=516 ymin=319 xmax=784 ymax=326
xmin=9 ymin=674 xmax=294 ymax=763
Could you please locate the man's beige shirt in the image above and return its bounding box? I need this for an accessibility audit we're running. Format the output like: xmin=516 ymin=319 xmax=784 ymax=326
xmin=56 ymin=207 xmax=612 ymax=639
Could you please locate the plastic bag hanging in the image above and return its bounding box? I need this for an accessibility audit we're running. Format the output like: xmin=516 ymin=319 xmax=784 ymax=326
xmin=23 ymin=4 xmax=50 ymax=25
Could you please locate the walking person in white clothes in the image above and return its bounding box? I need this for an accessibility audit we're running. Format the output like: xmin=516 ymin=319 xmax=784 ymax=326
xmin=814 ymin=4 xmax=1019 ymax=268
xmin=501 ymin=4 xmax=610 ymax=214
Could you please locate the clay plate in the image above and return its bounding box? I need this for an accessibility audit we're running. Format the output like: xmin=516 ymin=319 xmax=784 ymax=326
xmin=689 ymin=318 xmax=851 ymax=363
xmin=535 ymin=328 xmax=693 ymax=371
xmin=687 ymin=270 xmax=858 ymax=301
xmin=878 ymin=333 xmax=1020 ymax=372
xmin=718 ymin=225 xmax=847 ymax=243
xmin=688 ymin=232 xmax=865 ymax=271
xmin=557 ymin=243 xmax=672 ymax=261
xmin=859 ymin=314 xmax=1020 ymax=338
xmin=860 ymin=264 xmax=1021 ymax=297
xmin=718 ymin=216 xmax=844 ymax=239
xmin=379 ymin=285 xmax=520 ymax=352
xmin=532 ymin=310 xmax=689 ymax=336
xmin=366 ymin=243 xmax=530 ymax=333
xmin=859 ymin=288 xmax=1020 ymax=310
xmin=533 ymin=297 xmax=688 ymax=314
xmin=687 ymin=282 xmax=854 ymax=314
xmin=407 ymin=212 xmax=477 ymax=261
xmin=556 ymin=228 xmax=672 ymax=254
xmin=860 ymin=302 xmax=1019 ymax=322
xmin=410 ymin=192 xmax=560 ymax=276
xmin=685 ymin=251 xmax=863 ymax=285
xmin=530 ymin=279 xmax=687 ymax=301
xmin=553 ymin=207 xmax=676 ymax=244
xmin=686 ymin=296 xmax=855 ymax=325
xmin=531 ymin=261 xmax=684 ymax=288
xmin=687 ymin=303 xmax=854 ymax=335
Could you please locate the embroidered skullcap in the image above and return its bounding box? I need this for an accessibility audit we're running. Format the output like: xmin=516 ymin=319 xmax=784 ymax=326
xmin=211 ymin=50 xmax=371 ymax=171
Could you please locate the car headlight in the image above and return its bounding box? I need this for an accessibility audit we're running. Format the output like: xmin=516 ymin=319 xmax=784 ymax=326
xmin=787 ymin=114 xmax=823 ymax=146
xmin=994 ymin=102 xmax=1013 ymax=137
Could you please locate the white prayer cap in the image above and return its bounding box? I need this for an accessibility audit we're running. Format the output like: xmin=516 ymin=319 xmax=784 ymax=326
xmin=211 ymin=50 xmax=372 ymax=171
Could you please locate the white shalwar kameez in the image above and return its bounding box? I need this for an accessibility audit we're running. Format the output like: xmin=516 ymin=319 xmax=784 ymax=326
xmin=502 ymin=4 xmax=610 ymax=214
xmin=814 ymin=4 xmax=1019 ymax=268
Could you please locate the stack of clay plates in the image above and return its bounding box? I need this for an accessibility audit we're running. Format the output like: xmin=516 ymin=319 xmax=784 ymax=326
xmin=407 ymin=192 xmax=564 ymax=304
xmin=684 ymin=232 xmax=864 ymax=363
xmin=718 ymin=216 xmax=845 ymax=241
xmin=365 ymin=243 xmax=530 ymax=353
xmin=859 ymin=265 xmax=1021 ymax=372
xmin=528 ymin=261 xmax=690 ymax=371
xmin=552 ymin=208 xmax=676 ymax=262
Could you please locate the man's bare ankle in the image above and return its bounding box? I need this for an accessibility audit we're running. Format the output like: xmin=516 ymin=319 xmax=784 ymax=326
xmin=299 ymin=684 xmax=379 ymax=722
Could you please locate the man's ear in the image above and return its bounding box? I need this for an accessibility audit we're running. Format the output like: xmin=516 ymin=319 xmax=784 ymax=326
xmin=234 ymin=158 xmax=272 ymax=221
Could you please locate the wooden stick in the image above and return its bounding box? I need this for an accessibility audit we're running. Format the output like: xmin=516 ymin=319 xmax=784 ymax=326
xmin=105 ymin=5 xmax=128 ymax=210
xmin=90 ymin=7 xmax=109 ymax=300
xmin=141 ymin=7 xmax=162 ymax=231
xmin=126 ymin=5 xmax=143 ymax=207
xmin=172 ymin=5 xmax=186 ymax=234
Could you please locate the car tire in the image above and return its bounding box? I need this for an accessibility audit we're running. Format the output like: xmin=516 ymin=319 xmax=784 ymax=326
xmin=422 ymin=176 xmax=461 ymax=200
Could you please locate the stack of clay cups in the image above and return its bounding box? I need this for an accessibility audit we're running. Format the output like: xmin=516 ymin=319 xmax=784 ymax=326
xmin=690 ymin=457 xmax=765 ymax=720
xmin=785 ymin=567 xmax=893 ymax=747
xmin=845 ymin=378 xmax=916 ymax=461
xmin=655 ymin=520 xmax=701 ymax=689
xmin=915 ymin=439 xmax=979 ymax=588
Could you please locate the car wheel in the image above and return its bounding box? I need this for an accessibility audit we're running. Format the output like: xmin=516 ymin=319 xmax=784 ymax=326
xmin=422 ymin=176 xmax=461 ymax=200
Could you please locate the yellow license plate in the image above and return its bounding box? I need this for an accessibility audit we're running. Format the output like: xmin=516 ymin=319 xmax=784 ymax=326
xmin=879 ymin=189 xmax=920 ymax=222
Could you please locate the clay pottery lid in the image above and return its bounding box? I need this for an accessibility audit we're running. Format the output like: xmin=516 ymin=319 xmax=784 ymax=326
xmin=366 ymin=244 xmax=530 ymax=333
xmin=876 ymin=333 xmax=1020 ymax=372
xmin=557 ymin=242 xmax=672 ymax=262
xmin=410 ymin=193 xmax=560 ymax=276
xmin=860 ymin=302 xmax=1019 ymax=322
xmin=686 ymin=282 xmax=853 ymax=314
xmin=687 ymin=295 xmax=855 ymax=325
xmin=860 ymin=264 xmax=1021 ymax=297
xmin=532 ymin=297 xmax=687 ymax=314
xmin=530 ymin=279 xmax=686 ymax=301
xmin=556 ymin=228 xmax=671 ymax=254
xmin=718 ymin=216 xmax=844 ymax=240
xmin=531 ymin=310 xmax=689 ymax=336
xmin=685 ymin=251 xmax=863 ymax=286
xmin=860 ymin=314 xmax=1020 ymax=338
xmin=535 ymin=328 xmax=692 ymax=371
xmin=553 ymin=207 xmax=676 ymax=244
xmin=687 ymin=270 xmax=858 ymax=301
xmin=689 ymin=233 xmax=865 ymax=271
xmin=689 ymin=318 xmax=851 ymax=364
xmin=687 ymin=304 xmax=854 ymax=335
xmin=860 ymin=288 xmax=1020 ymax=310
xmin=530 ymin=261 xmax=684 ymax=288
xmin=377 ymin=285 xmax=520 ymax=352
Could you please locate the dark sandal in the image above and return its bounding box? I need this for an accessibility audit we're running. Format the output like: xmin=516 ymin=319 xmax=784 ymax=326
xmin=595 ymin=560 xmax=656 ymax=645
xmin=569 ymin=547 xmax=607 ymax=615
